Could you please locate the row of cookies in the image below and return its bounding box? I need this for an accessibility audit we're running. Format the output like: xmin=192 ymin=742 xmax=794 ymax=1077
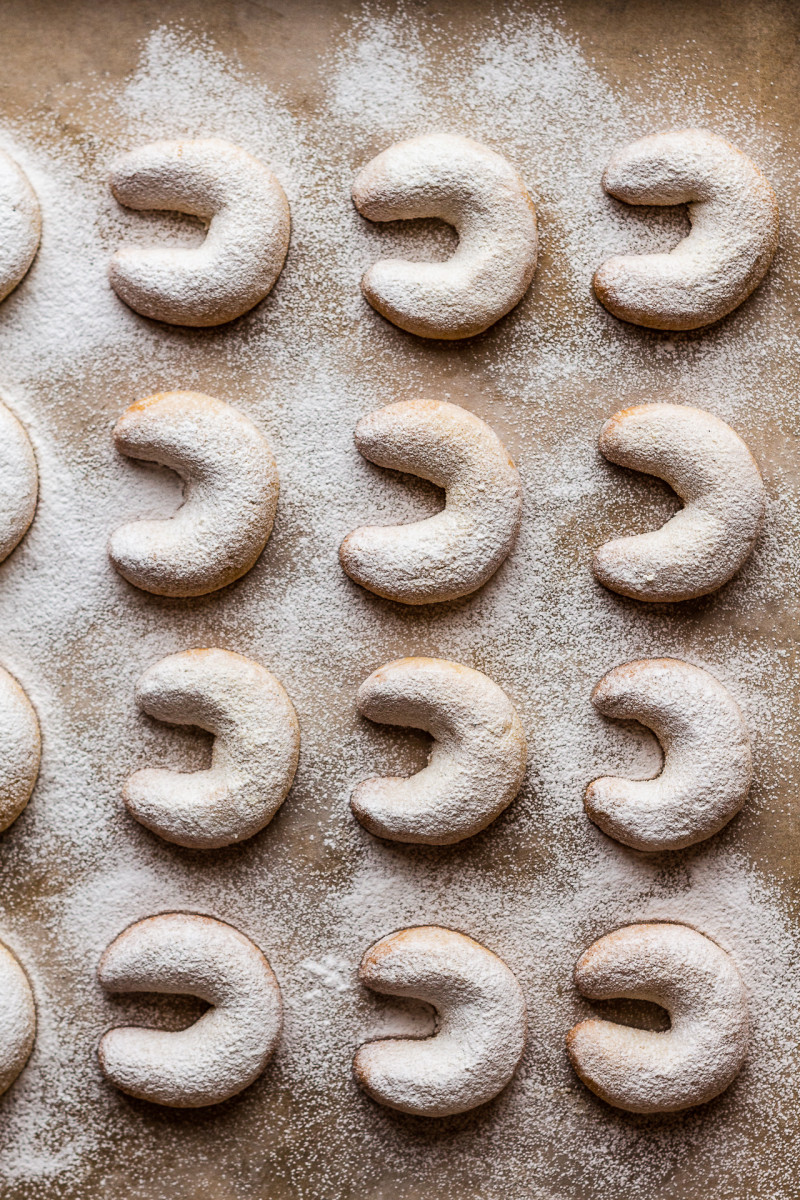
xmin=0 ymin=390 xmax=768 ymax=604
xmin=0 ymin=128 xmax=778 ymax=335
xmin=0 ymin=912 xmax=749 ymax=1117
xmin=0 ymin=643 xmax=753 ymax=852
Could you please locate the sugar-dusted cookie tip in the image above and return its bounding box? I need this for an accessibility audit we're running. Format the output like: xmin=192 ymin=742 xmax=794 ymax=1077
xmin=0 ymin=939 xmax=36 ymax=1096
xmin=0 ymin=665 xmax=40 ymax=834
xmin=0 ymin=399 xmax=37 ymax=567
xmin=0 ymin=149 xmax=41 ymax=304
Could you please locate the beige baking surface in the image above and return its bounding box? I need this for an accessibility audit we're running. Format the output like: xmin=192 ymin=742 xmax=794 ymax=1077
xmin=1 ymin=1 xmax=799 ymax=1198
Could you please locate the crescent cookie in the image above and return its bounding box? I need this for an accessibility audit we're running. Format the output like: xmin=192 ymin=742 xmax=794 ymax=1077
xmin=124 ymin=648 xmax=300 ymax=849
xmin=352 ymin=657 xmax=527 ymax=845
xmin=98 ymin=912 xmax=282 ymax=1107
xmin=353 ymin=133 xmax=537 ymax=338
xmin=340 ymin=399 xmax=522 ymax=605
xmin=0 ymin=149 xmax=41 ymax=303
xmin=567 ymin=923 xmax=749 ymax=1113
xmin=109 ymin=138 xmax=290 ymax=326
xmin=354 ymin=926 xmax=526 ymax=1117
xmin=0 ymin=665 xmax=40 ymax=834
xmin=586 ymin=659 xmax=751 ymax=852
xmin=594 ymin=129 xmax=779 ymax=330
xmin=109 ymin=391 xmax=279 ymax=598
xmin=593 ymin=403 xmax=765 ymax=603
xmin=0 ymin=939 xmax=36 ymax=1096
xmin=0 ymin=399 xmax=37 ymax=566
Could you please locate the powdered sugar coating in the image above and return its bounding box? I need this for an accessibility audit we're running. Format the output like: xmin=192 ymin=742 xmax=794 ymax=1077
xmin=109 ymin=137 xmax=290 ymax=326
xmin=0 ymin=399 xmax=37 ymax=566
xmin=124 ymin=648 xmax=299 ymax=849
xmin=586 ymin=659 xmax=751 ymax=852
xmin=0 ymin=940 xmax=35 ymax=1097
xmin=593 ymin=129 xmax=779 ymax=330
xmin=0 ymin=149 xmax=40 ymax=304
xmin=593 ymin=403 xmax=765 ymax=602
xmin=354 ymin=926 xmax=526 ymax=1116
xmin=0 ymin=665 xmax=40 ymax=834
xmin=567 ymin=923 xmax=749 ymax=1113
xmin=340 ymin=399 xmax=522 ymax=604
xmin=352 ymin=657 xmax=526 ymax=845
xmin=109 ymin=391 xmax=279 ymax=597
xmin=98 ymin=912 xmax=282 ymax=1108
xmin=353 ymin=133 xmax=537 ymax=338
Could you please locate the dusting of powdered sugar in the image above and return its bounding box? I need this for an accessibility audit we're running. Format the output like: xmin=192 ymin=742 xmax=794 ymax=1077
xmin=0 ymin=7 xmax=798 ymax=1200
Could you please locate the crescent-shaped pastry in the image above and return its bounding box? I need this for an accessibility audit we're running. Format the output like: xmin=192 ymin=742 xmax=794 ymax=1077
xmin=340 ymin=399 xmax=522 ymax=605
xmin=0 ymin=665 xmax=40 ymax=834
xmin=593 ymin=403 xmax=765 ymax=602
xmin=352 ymin=657 xmax=526 ymax=845
xmin=593 ymin=129 xmax=779 ymax=330
xmin=109 ymin=138 xmax=290 ymax=326
xmin=0 ymin=939 xmax=36 ymax=1096
xmin=0 ymin=149 xmax=41 ymax=303
xmin=566 ymin=923 xmax=749 ymax=1113
xmin=124 ymin=648 xmax=299 ymax=849
xmin=0 ymin=399 xmax=37 ymax=566
xmin=353 ymin=133 xmax=537 ymax=339
xmin=109 ymin=391 xmax=279 ymax=598
xmin=98 ymin=913 xmax=282 ymax=1107
xmin=354 ymin=926 xmax=526 ymax=1117
xmin=585 ymin=658 xmax=751 ymax=851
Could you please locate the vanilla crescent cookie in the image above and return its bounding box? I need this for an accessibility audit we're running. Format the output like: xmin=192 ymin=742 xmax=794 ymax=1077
xmin=109 ymin=391 xmax=279 ymax=598
xmin=98 ymin=913 xmax=282 ymax=1107
xmin=124 ymin=648 xmax=299 ymax=849
xmin=0 ymin=939 xmax=36 ymax=1096
xmin=593 ymin=403 xmax=765 ymax=602
xmin=594 ymin=129 xmax=779 ymax=330
xmin=109 ymin=138 xmax=290 ymax=327
xmin=353 ymin=133 xmax=537 ymax=339
xmin=0 ymin=399 xmax=37 ymax=566
xmin=0 ymin=665 xmax=40 ymax=833
xmin=352 ymin=657 xmax=526 ymax=845
xmin=354 ymin=926 xmax=526 ymax=1117
xmin=586 ymin=659 xmax=751 ymax=852
xmin=340 ymin=399 xmax=522 ymax=605
xmin=0 ymin=150 xmax=40 ymax=303
xmin=566 ymin=923 xmax=749 ymax=1113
